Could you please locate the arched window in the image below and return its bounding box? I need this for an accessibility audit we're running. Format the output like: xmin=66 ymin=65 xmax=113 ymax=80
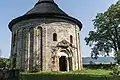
xmin=70 ymin=35 xmax=73 ymax=43
xmin=53 ymin=33 xmax=57 ymax=41
xmin=13 ymin=34 xmax=16 ymax=42
xmin=78 ymin=33 xmax=80 ymax=44
xmin=78 ymin=33 xmax=79 ymax=37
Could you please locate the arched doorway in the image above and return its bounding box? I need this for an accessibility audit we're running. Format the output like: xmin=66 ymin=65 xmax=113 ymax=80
xmin=59 ymin=56 xmax=67 ymax=71
xmin=56 ymin=49 xmax=73 ymax=71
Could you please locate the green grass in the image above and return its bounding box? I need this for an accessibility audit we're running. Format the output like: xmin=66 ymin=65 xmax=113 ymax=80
xmin=20 ymin=69 xmax=120 ymax=80
xmin=73 ymin=69 xmax=112 ymax=75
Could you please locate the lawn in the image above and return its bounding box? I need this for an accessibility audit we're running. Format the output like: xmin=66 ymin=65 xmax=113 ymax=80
xmin=20 ymin=69 xmax=120 ymax=80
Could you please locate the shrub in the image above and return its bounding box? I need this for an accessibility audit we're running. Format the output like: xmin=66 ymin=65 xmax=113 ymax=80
xmin=113 ymin=64 xmax=120 ymax=75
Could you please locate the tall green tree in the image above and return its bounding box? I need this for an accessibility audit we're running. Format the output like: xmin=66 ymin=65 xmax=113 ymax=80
xmin=0 ymin=49 xmax=10 ymax=70
xmin=85 ymin=1 xmax=120 ymax=63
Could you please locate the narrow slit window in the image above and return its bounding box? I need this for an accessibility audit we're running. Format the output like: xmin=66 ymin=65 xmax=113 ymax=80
xmin=70 ymin=35 xmax=73 ymax=43
xmin=13 ymin=34 xmax=16 ymax=46
xmin=53 ymin=33 xmax=57 ymax=41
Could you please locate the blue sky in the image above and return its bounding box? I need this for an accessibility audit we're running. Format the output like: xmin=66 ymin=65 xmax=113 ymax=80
xmin=0 ymin=0 xmax=118 ymax=58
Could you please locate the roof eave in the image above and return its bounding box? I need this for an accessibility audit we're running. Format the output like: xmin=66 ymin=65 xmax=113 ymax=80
xmin=9 ymin=14 xmax=82 ymax=31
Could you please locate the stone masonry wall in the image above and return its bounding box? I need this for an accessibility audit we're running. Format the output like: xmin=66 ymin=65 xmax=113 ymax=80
xmin=11 ymin=18 xmax=83 ymax=72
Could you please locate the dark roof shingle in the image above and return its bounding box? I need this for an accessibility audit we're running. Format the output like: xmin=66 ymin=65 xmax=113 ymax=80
xmin=26 ymin=0 xmax=67 ymax=16
xmin=9 ymin=0 xmax=82 ymax=31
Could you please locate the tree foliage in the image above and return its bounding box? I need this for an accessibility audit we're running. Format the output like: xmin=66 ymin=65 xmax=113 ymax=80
xmin=0 ymin=49 xmax=10 ymax=70
xmin=85 ymin=1 xmax=120 ymax=62
xmin=0 ymin=58 xmax=10 ymax=70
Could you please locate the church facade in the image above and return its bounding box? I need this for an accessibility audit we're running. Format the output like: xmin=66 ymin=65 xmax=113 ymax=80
xmin=9 ymin=0 xmax=83 ymax=72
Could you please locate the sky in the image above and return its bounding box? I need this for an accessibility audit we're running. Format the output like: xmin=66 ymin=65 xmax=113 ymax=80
xmin=0 ymin=0 xmax=118 ymax=58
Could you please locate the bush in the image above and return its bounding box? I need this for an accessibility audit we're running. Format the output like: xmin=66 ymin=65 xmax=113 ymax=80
xmin=113 ymin=64 xmax=120 ymax=75
xmin=83 ymin=64 xmax=115 ymax=70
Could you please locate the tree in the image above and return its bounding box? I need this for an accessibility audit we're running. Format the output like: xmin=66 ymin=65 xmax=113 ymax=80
xmin=85 ymin=1 xmax=120 ymax=63
xmin=89 ymin=61 xmax=94 ymax=65
xmin=0 ymin=58 xmax=10 ymax=70
xmin=0 ymin=49 xmax=10 ymax=70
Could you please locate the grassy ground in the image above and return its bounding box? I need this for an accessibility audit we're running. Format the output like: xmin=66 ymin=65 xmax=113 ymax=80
xmin=20 ymin=69 xmax=120 ymax=80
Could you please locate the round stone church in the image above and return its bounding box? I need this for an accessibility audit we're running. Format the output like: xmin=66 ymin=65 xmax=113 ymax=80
xmin=9 ymin=0 xmax=83 ymax=72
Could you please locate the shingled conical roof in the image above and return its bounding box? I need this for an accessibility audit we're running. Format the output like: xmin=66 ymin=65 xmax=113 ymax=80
xmin=9 ymin=0 xmax=82 ymax=31
xmin=26 ymin=0 xmax=67 ymax=16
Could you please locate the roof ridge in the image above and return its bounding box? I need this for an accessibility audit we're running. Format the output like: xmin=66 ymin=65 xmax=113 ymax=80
xmin=38 ymin=0 xmax=54 ymax=2
xmin=35 ymin=0 xmax=55 ymax=6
